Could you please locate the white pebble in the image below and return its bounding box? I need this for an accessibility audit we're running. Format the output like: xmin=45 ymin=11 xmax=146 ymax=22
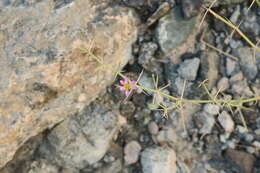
xmin=218 ymin=111 xmax=234 ymax=132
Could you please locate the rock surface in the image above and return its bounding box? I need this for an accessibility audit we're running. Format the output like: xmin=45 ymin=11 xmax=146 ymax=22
xmin=156 ymin=6 xmax=199 ymax=60
xmin=200 ymin=51 xmax=219 ymax=89
xmin=124 ymin=141 xmax=142 ymax=165
xmin=177 ymin=58 xmax=200 ymax=81
xmin=218 ymin=111 xmax=234 ymax=132
xmin=181 ymin=0 xmax=202 ymax=19
xmin=148 ymin=121 xmax=159 ymax=135
xmin=203 ymin=104 xmax=220 ymax=116
xmin=225 ymin=148 xmax=256 ymax=173
xmin=217 ymin=77 xmax=230 ymax=92
xmin=0 ymin=0 xmax=138 ymax=168
xmin=28 ymin=160 xmax=60 ymax=173
xmin=0 ymin=1 xmax=259 ymax=173
xmin=233 ymin=47 xmax=258 ymax=80
xmin=141 ymin=147 xmax=177 ymax=173
xmin=195 ymin=111 xmax=215 ymax=134
xmin=226 ymin=58 xmax=238 ymax=76
xmin=38 ymin=103 xmax=119 ymax=169
xmin=204 ymin=0 xmax=246 ymax=6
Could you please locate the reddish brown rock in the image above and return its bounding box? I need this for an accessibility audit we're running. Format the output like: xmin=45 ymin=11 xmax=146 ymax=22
xmin=225 ymin=148 xmax=256 ymax=173
xmin=0 ymin=0 xmax=139 ymax=168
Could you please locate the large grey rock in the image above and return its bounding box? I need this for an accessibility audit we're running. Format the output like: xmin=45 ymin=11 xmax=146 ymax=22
xmin=156 ymin=6 xmax=198 ymax=60
xmin=0 ymin=0 xmax=138 ymax=168
xmin=38 ymin=103 xmax=119 ymax=169
xmin=141 ymin=147 xmax=177 ymax=173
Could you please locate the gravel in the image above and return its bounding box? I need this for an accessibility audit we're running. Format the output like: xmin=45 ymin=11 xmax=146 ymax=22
xmin=233 ymin=47 xmax=258 ymax=80
xmin=148 ymin=121 xmax=159 ymax=135
xmin=141 ymin=147 xmax=177 ymax=173
xmin=124 ymin=141 xmax=142 ymax=165
xmin=195 ymin=111 xmax=215 ymax=134
xmin=226 ymin=58 xmax=238 ymax=76
xmin=218 ymin=111 xmax=235 ymax=132
xmin=217 ymin=77 xmax=230 ymax=92
xmin=1 ymin=1 xmax=260 ymax=173
xmin=156 ymin=6 xmax=198 ymax=55
xmin=177 ymin=58 xmax=200 ymax=81
xmin=203 ymin=104 xmax=220 ymax=116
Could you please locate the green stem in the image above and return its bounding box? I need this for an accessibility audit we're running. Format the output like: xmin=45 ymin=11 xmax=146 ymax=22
xmin=81 ymin=47 xmax=260 ymax=108
xmin=136 ymin=84 xmax=259 ymax=105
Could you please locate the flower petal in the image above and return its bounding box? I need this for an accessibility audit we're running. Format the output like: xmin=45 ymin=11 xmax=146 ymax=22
xmin=125 ymin=90 xmax=130 ymax=96
xmin=130 ymin=80 xmax=136 ymax=85
xmin=124 ymin=78 xmax=129 ymax=84
xmin=130 ymin=81 xmax=137 ymax=90
xmin=120 ymin=80 xmax=124 ymax=85
xmin=120 ymin=86 xmax=125 ymax=91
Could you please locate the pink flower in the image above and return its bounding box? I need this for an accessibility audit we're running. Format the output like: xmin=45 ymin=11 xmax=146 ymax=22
xmin=119 ymin=78 xmax=138 ymax=96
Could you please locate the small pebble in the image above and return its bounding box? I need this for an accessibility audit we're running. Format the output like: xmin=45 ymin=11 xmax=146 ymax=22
xmin=156 ymin=128 xmax=177 ymax=144
xmin=254 ymin=129 xmax=260 ymax=136
xmin=226 ymin=58 xmax=237 ymax=76
xmin=217 ymin=77 xmax=229 ymax=92
xmin=141 ymin=147 xmax=177 ymax=173
xmin=140 ymin=135 xmax=150 ymax=143
xmin=218 ymin=111 xmax=234 ymax=132
xmin=237 ymin=125 xmax=248 ymax=134
xmin=203 ymin=104 xmax=220 ymax=115
xmin=124 ymin=141 xmax=142 ymax=165
xmin=244 ymin=134 xmax=254 ymax=143
xmin=252 ymin=141 xmax=260 ymax=148
xmin=103 ymin=155 xmax=115 ymax=163
xmin=229 ymin=39 xmax=242 ymax=49
xmin=148 ymin=122 xmax=159 ymax=135
xmin=177 ymin=58 xmax=200 ymax=81
xmin=226 ymin=140 xmax=236 ymax=149
xmin=229 ymin=6 xmax=240 ymax=24
xmin=246 ymin=146 xmax=255 ymax=154
xmin=92 ymin=162 xmax=102 ymax=169
xmin=230 ymin=72 xmax=243 ymax=83
xmin=195 ymin=112 xmax=215 ymax=134
xmin=257 ymin=118 xmax=260 ymax=129
xmin=220 ymin=133 xmax=231 ymax=143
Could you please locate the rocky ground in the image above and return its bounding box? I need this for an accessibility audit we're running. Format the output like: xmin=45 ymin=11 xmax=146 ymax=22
xmin=0 ymin=0 xmax=260 ymax=173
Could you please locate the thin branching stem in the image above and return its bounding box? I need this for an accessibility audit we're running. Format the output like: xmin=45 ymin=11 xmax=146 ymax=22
xmin=79 ymin=45 xmax=260 ymax=113
xmin=205 ymin=7 xmax=260 ymax=52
